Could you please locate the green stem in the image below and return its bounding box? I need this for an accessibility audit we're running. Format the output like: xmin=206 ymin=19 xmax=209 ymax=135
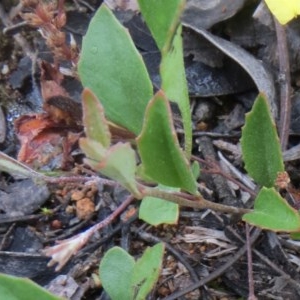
xmin=141 ymin=186 xmax=251 ymax=215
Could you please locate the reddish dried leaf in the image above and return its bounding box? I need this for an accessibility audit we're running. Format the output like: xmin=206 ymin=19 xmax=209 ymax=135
xmin=15 ymin=114 xmax=79 ymax=170
xmin=15 ymin=114 xmax=54 ymax=141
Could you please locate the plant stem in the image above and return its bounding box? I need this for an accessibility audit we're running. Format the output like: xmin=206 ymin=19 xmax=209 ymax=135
xmin=246 ymin=224 xmax=257 ymax=300
xmin=141 ymin=186 xmax=251 ymax=215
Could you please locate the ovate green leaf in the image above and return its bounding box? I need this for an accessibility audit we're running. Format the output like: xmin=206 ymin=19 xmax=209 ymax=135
xmin=138 ymin=0 xmax=185 ymax=53
xmin=99 ymin=244 xmax=164 ymax=300
xmin=99 ymin=247 xmax=135 ymax=300
xmin=139 ymin=0 xmax=192 ymax=157
xmin=80 ymin=139 xmax=140 ymax=197
xmin=160 ymin=25 xmax=192 ymax=156
xmin=241 ymin=94 xmax=284 ymax=187
xmin=131 ymin=243 xmax=164 ymax=300
xmin=139 ymin=186 xmax=179 ymax=226
xmin=81 ymin=88 xmax=111 ymax=147
xmin=136 ymin=91 xmax=197 ymax=194
xmin=79 ymin=138 xmax=106 ymax=162
xmin=78 ymin=4 xmax=153 ymax=134
xmin=243 ymin=187 xmax=300 ymax=232
xmin=0 ymin=273 xmax=62 ymax=300
xmin=139 ymin=197 xmax=178 ymax=226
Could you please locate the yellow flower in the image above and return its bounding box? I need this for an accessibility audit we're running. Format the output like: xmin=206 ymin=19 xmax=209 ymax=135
xmin=265 ymin=0 xmax=300 ymax=24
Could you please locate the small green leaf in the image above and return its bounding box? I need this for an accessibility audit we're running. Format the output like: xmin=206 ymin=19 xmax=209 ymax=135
xmin=80 ymin=139 xmax=140 ymax=197
xmin=79 ymin=138 xmax=107 ymax=162
xmin=131 ymin=243 xmax=164 ymax=300
xmin=160 ymin=25 xmax=192 ymax=157
xmin=243 ymin=187 xmax=300 ymax=232
xmin=241 ymin=93 xmax=284 ymax=187
xmin=81 ymin=88 xmax=111 ymax=147
xmin=0 ymin=273 xmax=63 ymax=300
xmin=78 ymin=4 xmax=153 ymax=134
xmin=138 ymin=0 xmax=185 ymax=53
xmin=139 ymin=186 xmax=179 ymax=226
xmin=99 ymin=247 xmax=135 ymax=300
xmin=139 ymin=197 xmax=178 ymax=226
xmin=139 ymin=0 xmax=192 ymax=157
xmin=136 ymin=91 xmax=197 ymax=194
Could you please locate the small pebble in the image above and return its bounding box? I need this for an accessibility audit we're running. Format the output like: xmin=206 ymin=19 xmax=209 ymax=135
xmin=1 ymin=64 xmax=9 ymax=75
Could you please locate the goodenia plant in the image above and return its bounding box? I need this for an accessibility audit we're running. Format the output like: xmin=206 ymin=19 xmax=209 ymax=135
xmin=0 ymin=1 xmax=248 ymax=280
xmin=78 ymin=1 xmax=195 ymax=226
xmin=2 ymin=2 xmax=300 ymax=299
xmin=78 ymin=3 xmax=197 ymax=297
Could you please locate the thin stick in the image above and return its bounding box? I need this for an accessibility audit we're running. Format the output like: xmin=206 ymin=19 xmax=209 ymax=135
xmin=246 ymin=224 xmax=257 ymax=300
xmin=192 ymin=155 xmax=256 ymax=197
xmin=134 ymin=229 xmax=199 ymax=283
xmin=44 ymin=195 xmax=135 ymax=271
xmin=228 ymin=226 xmax=300 ymax=294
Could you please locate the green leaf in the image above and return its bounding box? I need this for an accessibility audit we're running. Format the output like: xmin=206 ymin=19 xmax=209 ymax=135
xmin=243 ymin=187 xmax=300 ymax=232
xmin=241 ymin=93 xmax=284 ymax=187
xmin=0 ymin=273 xmax=63 ymax=300
xmin=99 ymin=244 xmax=164 ymax=300
xmin=81 ymin=88 xmax=111 ymax=147
xmin=99 ymin=247 xmax=135 ymax=300
xmin=79 ymin=138 xmax=107 ymax=162
xmin=138 ymin=0 xmax=185 ymax=53
xmin=136 ymin=91 xmax=197 ymax=194
xmin=80 ymin=139 xmax=140 ymax=197
xmin=131 ymin=243 xmax=164 ymax=300
xmin=160 ymin=25 xmax=192 ymax=157
xmin=139 ymin=186 xmax=179 ymax=226
xmin=139 ymin=0 xmax=192 ymax=157
xmin=78 ymin=4 xmax=153 ymax=135
xmin=139 ymin=198 xmax=178 ymax=226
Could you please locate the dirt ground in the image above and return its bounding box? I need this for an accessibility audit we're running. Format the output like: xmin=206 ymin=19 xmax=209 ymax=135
xmin=1 ymin=1 xmax=300 ymax=299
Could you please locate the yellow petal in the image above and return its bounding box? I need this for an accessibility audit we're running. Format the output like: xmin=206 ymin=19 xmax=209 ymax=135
xmin=265 ymin=0 xmax=300 ymax=24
